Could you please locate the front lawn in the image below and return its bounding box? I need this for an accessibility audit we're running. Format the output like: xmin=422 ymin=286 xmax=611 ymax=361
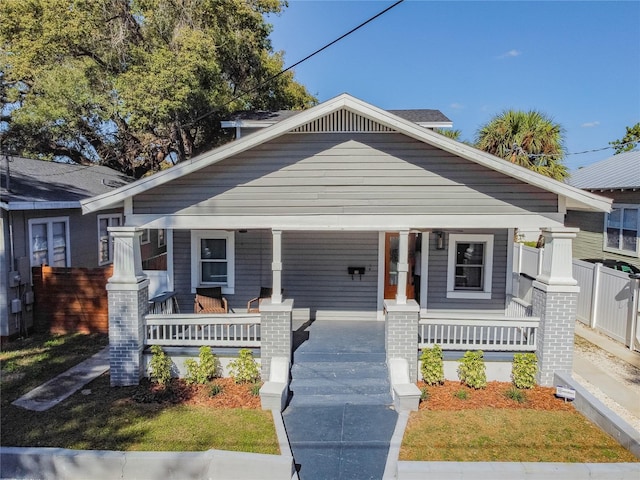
xmin=1 ymin=334 xmax=279 ymax=454
xmin=401 ymin=381 xmax=638 ymax=463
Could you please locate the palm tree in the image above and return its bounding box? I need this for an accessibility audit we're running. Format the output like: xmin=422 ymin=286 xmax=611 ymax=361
xmin=475 ymin=110 xmax=568 ymax=180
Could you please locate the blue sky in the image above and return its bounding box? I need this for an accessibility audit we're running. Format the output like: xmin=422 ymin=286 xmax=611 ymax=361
xmin=267 ymin=0 xmax=640 ymax=171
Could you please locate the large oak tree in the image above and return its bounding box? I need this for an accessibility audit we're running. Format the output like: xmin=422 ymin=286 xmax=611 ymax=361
xmin=0 ymin=0 xmax=316 ymax=178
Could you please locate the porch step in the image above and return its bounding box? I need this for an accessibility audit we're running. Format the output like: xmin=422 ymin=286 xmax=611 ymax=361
xmin=290 ymin=377 xmax=391 ymax=397
xmin=290 ymin=361 xmax=389 ymax=380
xmin=288 ymin=392 xmax=393 ymax=407
xmin=293 ymin=352 xmax=386 ymax=363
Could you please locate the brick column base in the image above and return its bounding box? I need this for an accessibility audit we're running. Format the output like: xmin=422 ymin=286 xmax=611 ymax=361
xmin=385 ymin=300 xmax=420 ymax=382
xmin=533 ymin=283 xmax=579 ymax=386
xmin=107 ymin=280 xmax=149 ymax=386
xmin=259 ymin=299 xmax=294 ymax=380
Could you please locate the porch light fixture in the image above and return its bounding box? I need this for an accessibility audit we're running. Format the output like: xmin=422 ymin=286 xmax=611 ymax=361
xmin=435 ymin=231 xmax=445 ymax=250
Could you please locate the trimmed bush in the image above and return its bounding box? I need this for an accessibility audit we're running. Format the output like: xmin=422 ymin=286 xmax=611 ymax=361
xmin=228 ymin=349 xmax=260 ymax=384
xmin=457 ymin=350 xmax=487 ymax=389
xmin=149 ymin=345 xmax=172 ymax=387
xmin=185 ymin=346 xmax=221 ymax=385
xmin=420 ymin=344 xmax=445 ymax=385
xmin=511 ymin=353 xmax=538 ymax=389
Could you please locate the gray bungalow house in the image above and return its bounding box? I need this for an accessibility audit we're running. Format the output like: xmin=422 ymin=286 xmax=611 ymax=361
xmin=80 ymin=94 xmax=611 ymax=388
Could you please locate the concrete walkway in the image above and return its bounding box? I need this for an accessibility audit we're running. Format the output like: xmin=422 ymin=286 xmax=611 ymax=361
xmin=283 ymin=321 xmax=398 ymax=480
xmin=573 ymin=323 xmax=640 ymax=422
xmin=12 ymin=347 xmax=110 ymax=411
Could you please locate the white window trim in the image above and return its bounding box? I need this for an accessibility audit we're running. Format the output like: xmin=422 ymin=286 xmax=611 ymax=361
xmin=28 ymin=217 xmax=71 ymax=267
xmin=140 ymin=229 xmax=150 ymax=245
xmin=603 ymin=204 xmax=640 ymax=258
xmin=97 ymin=214 xmax=123 ymax=266
xmin=190 ymin=230 xmax=235 ymax=294
xmin=446 ymin=234 xmax=494 ymax=300
xmin=158 ymin=229 xmax=166 ymax=248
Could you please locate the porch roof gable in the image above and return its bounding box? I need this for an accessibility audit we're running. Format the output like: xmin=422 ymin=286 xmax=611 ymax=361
xmin=81 ymin=93 xmax=611 ymax=215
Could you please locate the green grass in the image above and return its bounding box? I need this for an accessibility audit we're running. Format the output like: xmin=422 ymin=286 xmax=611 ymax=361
xmin=401 ymin=409 xmax=638 ymax=463
xmin=1 ymin=334 xmax=279 ymax=454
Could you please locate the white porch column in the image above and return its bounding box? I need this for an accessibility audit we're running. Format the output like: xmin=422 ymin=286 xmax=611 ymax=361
xmin=106 ymin=227 xmax=149 ymax=386
xmin=396 ymin=230 xmax=409 ymax=304
xmin=532 ymin=227 xmax=580 ymax=386
xmin=271 ymin=229 xmax=283 ymax=304
xmin=108 ymin=227 xmax=146 ymax=284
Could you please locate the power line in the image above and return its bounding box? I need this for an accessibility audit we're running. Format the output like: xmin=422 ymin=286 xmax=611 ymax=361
xmin=516 ymin=141 xmax=638 ymax=159
xmin=186 ymin=0 xmax=405 ymax=126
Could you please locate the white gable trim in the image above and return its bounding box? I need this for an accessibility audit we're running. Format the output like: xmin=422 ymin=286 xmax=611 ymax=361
xmin=81 ymin=93 xmax=611 ymax=214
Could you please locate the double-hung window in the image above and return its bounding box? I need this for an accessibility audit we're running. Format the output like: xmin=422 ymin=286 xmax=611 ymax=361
xmin=447 ymin=234 xmax=494 ymax=299
xmin=191 ymin=230 xmax=235 ymax=294
xmin=604 ymin=205 xmax=639 ymax=257
xmin=28 ymin=217 xmax=70 ymax=267
xmin=98 ymin=214 xmax=122 ymax=265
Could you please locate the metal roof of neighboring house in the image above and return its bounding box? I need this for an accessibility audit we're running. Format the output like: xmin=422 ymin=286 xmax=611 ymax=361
xmin=222 ymin=107 xmax=452 ymax=129
xmin=1 ymin=156 xmax=134 ymax=209
xmin=567 ymin=150 xmax=640 ymax=190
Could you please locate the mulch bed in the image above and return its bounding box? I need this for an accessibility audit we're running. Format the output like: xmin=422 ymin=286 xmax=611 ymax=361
xmin=130 ymin=378 xmax=262 ymax=409
xmin=417 ymin=380 xmax=576 ymax=411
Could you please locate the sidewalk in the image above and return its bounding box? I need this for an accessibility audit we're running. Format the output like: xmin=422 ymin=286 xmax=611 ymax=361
xmin=573 ymin=323 xmax=640 ymax=427
xmin=12 ymin=347 xmax=110 ymax=412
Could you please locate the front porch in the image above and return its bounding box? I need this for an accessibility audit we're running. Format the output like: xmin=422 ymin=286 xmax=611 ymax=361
xmin=106 ymin=226 xmax=577 ymax=388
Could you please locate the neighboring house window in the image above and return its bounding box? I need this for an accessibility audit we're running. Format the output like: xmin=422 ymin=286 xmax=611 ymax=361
xmin=98 ymin=214 xmax=122 ymax=265
xmin=28 ymin=217 xmax=70 ymax=267
xmin=604 ymin=205 xmax=639 ymax=257
xmin=446 ymin=234 xmax=494 ymax=299
xmin=158 ymin=229 xmax=166 ymax=248
xmin=140 ymin=229 xmax=150 ymax=245
xmin=191 ymin=231 xmax=235 ymax=294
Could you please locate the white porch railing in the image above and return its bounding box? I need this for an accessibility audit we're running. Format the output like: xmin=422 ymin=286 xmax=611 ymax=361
xmin=418 ymin=314 xmax=540 ymax=351
xmin=144 ymin=314 xmax=261 ymax=347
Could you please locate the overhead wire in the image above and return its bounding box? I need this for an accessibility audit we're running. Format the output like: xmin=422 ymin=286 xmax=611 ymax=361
xmin=185 ymin=0 xmax=405 ymax=126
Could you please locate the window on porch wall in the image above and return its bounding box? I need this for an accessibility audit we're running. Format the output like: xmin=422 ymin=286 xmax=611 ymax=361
xmin=446 ymin=234 xmax=494 ymax=300
xmin=191 ymin=230 xmax=235 ymax=294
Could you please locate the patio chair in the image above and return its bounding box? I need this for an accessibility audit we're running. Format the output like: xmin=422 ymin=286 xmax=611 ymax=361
xmin=247 ymin=287 xmax=279 ymax=313
xmin=194 ymin=287 xmax=228 ymax=314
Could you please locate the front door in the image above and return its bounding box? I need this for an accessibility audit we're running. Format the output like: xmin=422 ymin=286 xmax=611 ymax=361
xmin=384 ymin=232 xmax=416 ymax=300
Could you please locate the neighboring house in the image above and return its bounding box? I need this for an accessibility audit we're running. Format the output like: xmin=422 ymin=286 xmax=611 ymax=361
xmin=80 ymin=93 xmax=611 ymax=387
xmin=566 ymin=150 xmax=640 ymax=271
xmin=0 ymin=156 xmax=133 ymax=341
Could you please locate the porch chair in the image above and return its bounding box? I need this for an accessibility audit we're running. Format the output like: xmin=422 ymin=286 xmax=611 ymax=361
xmin=194 ymin=287 xmax=228 ymax=314
xmin=247 ymin=287 xmax=279 ymax=313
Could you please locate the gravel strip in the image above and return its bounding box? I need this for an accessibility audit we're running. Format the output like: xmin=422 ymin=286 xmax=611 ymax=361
xmin=573 ymin=339 xmax=640 ymax=434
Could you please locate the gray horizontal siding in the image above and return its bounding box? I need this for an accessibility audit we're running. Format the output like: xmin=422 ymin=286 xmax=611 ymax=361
xmin=171 ymin=230 xmax=378 ymax=317
xmin=426 ymin=229 xmax=508 ymax=312
xmin=133 ymin=133 xmax=557 ymax=216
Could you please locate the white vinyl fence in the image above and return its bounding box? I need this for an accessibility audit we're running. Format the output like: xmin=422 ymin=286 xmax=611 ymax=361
xmin=513 ymin=243 xmax=640 ymax=351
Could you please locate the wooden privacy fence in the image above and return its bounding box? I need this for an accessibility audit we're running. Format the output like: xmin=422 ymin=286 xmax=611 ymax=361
xmin=32 ymin=265 xmax=113 ymax=334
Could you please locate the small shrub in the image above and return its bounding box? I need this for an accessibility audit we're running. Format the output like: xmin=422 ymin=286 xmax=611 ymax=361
xmin=208 ymin=383 xmax=224 ymax=397
xmin=454 ymin=389 xmax=469 ymax=400
xmin=420 ymin=345 xmax=445 ymax=386
xmin=250 ymin=382 xmax=262 ymax=397
xmin=505 ymin=386 xmax=527 ymax=403
xmin=228 ymin=349 xmax=260 ymax=384
xmin=420 ymin=386 xmax=430 ymax=402
xmin=457 ymin=350 xmax=487 ymax=389
xmin=185 ymin=347 xmax=221 ymax=385
xmin=149 ymin=345 xmax=172 ymax=387
xmin=511 ymin=353 xmax=538 ymax=389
